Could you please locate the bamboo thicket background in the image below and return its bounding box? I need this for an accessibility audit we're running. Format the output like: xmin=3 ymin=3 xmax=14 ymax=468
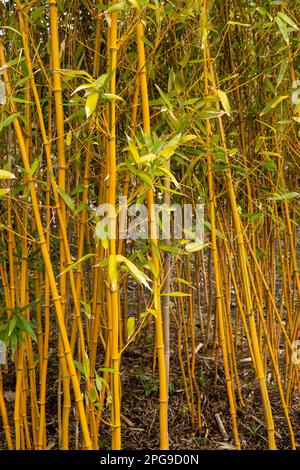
xmin=0 ymin=0 xmax=300 ymax=450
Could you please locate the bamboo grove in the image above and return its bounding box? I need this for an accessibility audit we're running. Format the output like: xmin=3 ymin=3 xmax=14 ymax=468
xmin=0 ymin=0 xmax=299 ymax=450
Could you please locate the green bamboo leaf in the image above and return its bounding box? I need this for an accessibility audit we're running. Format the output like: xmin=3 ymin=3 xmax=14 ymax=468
xmin=60 ymin=69 xmax=93 ymax=81
xmin=127 ymin=164 xmax=154 ymax=188
xmin=268 ymin=192 xmax=299 ymax=201
xmin=71 ymin=184 xmax=85 ymax=195
xmin=139 ymin=153 xmax=157 ymax=164
xmin=57 ymin=187 xmax=75 ymax=212
xmin=204 ymin=221 xmax=227 ymax=240
xmin=216 ymin=89 xmax=231 ymax=116
xmin=180 ymin=134 xmax=197 ymax=143
xmin=98 ymin=367 xmax=116 ymax=374
xmin=107 ymin=2 xmax=127 ymax=13
xmin=102 ymin=93 xmax=124 ymax=102
xmin=127 ymin=317 xmax=135 ymax=339
xmin=83 ymin=302 xmax=92 ymax=320
xmin=275 ymin=17 xmax=289 ymax=44
xmin=277 ymin=62 xmax=288 ymax=86
xmin=255 ymin=7 xmax=272 ymax=19
xmin=16 ymin=315 xmax=37 ymax=342
xmin=85 ymin=92 xmax=99 ymax=118
xmin=161 ymin=292 xmax=191 ymax=297
xmin=261 ymin=159 xmax=277 ymax=171
xmin=260 ymin=95 xmax=288 ymax=116
xmin=8 ymin=316 xmax=18 ymax=337
xmin=139 ymin=171 xmax=154 ymax=188
xmin=128 ymin=0 xmax=142 ymax=11
xmin=95 ymin=373 xmax=109 ymax=392
xmin=0 ymin=188 xmax=9 ymax=197
xmin=185 ymin=241 xmax=207 ymax=253
xmin=277 ymin=12 xmax=299 ymax=30
xmin=12 ymin=97 xmax=34 ymax=104
xmin=159 ymin=244 xmax=183 ymax=255
xmin=141 ymin=35 xmax=154 ymax=50
xmin=199 ymin=109 xmax=226 ymax=119
xmin=59 ymin=253 xmax=96 ymax=276
xmin=10 ymin=330 xmax=18 ymax=355
xmin=157 ymin=166 xmax=180 ymax=189
xmin=94 ymin=74 xmax=109 ymax=91
xmin=95 ymin=373 xmax=103 ymax=392
xmin=242 ymin=212 xmax=264 ymax=223
xmin=66 ymin=130 xmax=72 ymax=146
xmin=30 ymin=6 xmax=45 ymax=20
xmin=46 ymin=441 xmax=56 ymax=451
xmin=75 ymin=201 xmax=88 ymax=215
xmin=176 ymin=277 xmax=195 ymax=288
xmin=0 ymin=26 xmax=21 ymax=36
xmin=155 ymin=84 xmax=173 ymax=111
xmin=89 ymin=385 xmax=97 ymax=403
xmin=227 ymin=21 xmax=250 ymax=27
xmin=0 ymin=169 xmax=16 ymax=180
xmin=158 ymin=134 xmax=181 ymax=159
xmin=18 ymin=298 xmax=41 ymax=314
xmin=0 ymin=112 xmax=22 ymax=131
xmin=83 ymin=354 xmax=90 ymax=379
xmin=146 ymin=258 xmax=159 ymax=280
xmin=74 ymin=360 xmax=85 ymax=375
xmin=128 ymin=138 xmax=140 ymax=164
xmin=27 ymin=158 xmax=39 ymax=177
xmin=116 ymin=255 xmax=152 ymax=290
xmin=71 ymin=84 xmax=93 ymax=96
xmin=108 ymin=254 xmax=118 ymax=291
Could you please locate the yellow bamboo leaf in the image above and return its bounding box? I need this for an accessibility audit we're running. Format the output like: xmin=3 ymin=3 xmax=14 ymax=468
xmin=128 ymin=138 xmax=140 ymax=164
xmin=127 ymin=317 xmax=135 ymax=339
xmin=108 ymin=254 xmax=118 ymax=291
xmin=85 ymin=92 xmax=99 ymax=118
xmin=217 ymin=89 xmax=230 ymax=116
xmin=66 ymin=130 xmax=72 ymax=146
xmin=0 ymin=169 xmax=16 ymax=180
xmin=116 ymin=254 xmax=152 ymax=290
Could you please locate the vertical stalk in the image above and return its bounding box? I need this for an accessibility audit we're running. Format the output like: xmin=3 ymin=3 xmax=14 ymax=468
xmin=136 ymin=19 xmax=169 ymax=450
xmin=107 ymin=2 xmax=121 ymax=450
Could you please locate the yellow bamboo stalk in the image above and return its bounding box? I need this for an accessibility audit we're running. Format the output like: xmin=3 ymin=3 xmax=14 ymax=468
xmin=0 ymin=369 xmax=13 ymax=449
xmin=107 ymin=2 xmax=121 ymax=450
xmin=201 ymin=15 xmax=240 ymax=447
xmin=136 ymin=19 xmax=169 ymax=450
